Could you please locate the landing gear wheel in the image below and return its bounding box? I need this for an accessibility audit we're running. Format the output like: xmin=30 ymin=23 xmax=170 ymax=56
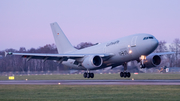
xmin=120 ymin=72 xmax=131 ymax=78
xmin=83 ymin=72 xmax=94 ymax=79
xmin=83 ymin=72 xmax=87 ymax=78
xmin=87 ymin=73 xmax=90 ymax=78
xmin=120 ymin=72 xmax=124 ymax=77
xmin=123 ymin=72 xmax=127 ymax=78
xmin=127 ymin=72 xmax=131 ymax=78
xmin=90 ymin=73 xmax=94 ymax=78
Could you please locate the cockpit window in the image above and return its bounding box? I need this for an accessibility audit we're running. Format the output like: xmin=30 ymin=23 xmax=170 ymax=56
xmin=143 ymin=37 xmax=148 ymax=40
xmin=149 ymin=37 xmax=153 ymax=39
xmin=143 ymin=37 xmax=154 ymax=40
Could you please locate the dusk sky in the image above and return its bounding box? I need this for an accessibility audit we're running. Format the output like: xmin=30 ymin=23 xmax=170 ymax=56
xmin=0 ymin=0 xmax=180 ymax=50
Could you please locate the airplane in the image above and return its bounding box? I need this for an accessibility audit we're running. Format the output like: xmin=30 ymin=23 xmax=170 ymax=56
xmin=5 ymin=22 xmax=174 ymax=78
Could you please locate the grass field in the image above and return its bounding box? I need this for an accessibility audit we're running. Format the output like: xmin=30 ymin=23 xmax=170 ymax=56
xmin=0 ymin=73 xmax=180 ymax=80
xmin=0 ymin=73 xmax=180 ymax=101
xmin=0 ymin=85 xmax=180 ymax=101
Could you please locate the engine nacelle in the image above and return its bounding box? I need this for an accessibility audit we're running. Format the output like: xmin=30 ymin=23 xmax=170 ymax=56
xmin=82 ymin=55 xmax=103 ymax=69
xmin=143 ymin=55 xmax=161 ymax=68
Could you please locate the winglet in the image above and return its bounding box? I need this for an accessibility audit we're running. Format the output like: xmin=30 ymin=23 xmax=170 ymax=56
xmin=5 ymin=51 xmax=12 ymax=57
xmin=4 ymin=51 xmax=8 ymax=57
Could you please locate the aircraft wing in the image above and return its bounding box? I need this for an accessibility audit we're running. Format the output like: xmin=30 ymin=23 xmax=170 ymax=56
xmin=5 ymin=52 xmax=114 ymax=61
xmin=150 ymin=52 xmax=175 ymax=56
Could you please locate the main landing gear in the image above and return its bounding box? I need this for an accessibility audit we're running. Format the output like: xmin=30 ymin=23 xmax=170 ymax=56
xmin=120 ymin=72 xmax=131 ymax=78
xmin=83 ymin=72 xmax=94 ymax=78
xmin=120 ymin=62 xmax=131 ymax=78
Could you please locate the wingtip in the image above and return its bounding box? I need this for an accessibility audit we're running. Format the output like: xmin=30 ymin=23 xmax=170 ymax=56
xmin=4 ymin=51 xmax=7 ymax=57
xmin=4 ymin=51 xmax=12 ymax=57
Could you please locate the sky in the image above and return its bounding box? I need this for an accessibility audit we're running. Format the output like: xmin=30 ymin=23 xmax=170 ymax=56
xmin=0 ymin=0 xmax=180 ymax=50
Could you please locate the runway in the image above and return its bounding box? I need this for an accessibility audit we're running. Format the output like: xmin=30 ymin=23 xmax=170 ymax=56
xmin=0 ymin=80 xmax=180 ymax=85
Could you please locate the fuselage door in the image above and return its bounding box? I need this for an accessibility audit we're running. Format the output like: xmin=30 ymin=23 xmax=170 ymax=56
xmin=103 ymin=45 xmax=107 ymax=54
xmin=131 ymin=36 xmax=137 ymax=47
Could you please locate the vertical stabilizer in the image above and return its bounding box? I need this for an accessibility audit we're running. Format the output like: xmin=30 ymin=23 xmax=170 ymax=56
xmin=50 ymin=22 xmax=77 ymax=54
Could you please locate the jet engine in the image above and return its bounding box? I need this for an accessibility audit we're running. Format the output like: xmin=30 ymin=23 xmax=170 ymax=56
xmin=143 ymin=55 xmax=161 ymax=68
xmin=82 ymin=55 xmax=103 ymax=69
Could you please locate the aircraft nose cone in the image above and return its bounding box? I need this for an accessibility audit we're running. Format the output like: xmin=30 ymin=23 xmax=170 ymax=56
xmin=152 ymin=38 xmax=159 ymax=49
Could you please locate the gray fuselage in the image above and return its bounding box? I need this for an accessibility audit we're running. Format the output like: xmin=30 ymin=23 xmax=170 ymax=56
xmin=62 ymin=33 xmax=159 ymax=70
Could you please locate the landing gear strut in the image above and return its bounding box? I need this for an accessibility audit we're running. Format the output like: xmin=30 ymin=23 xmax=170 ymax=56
xmin=83 ymin=72 xmax=94 ymax=78
xmin=140 ymin=64 xmax=146 ymax=68
xmin=120 ymin=62 xmax=131 ymax=78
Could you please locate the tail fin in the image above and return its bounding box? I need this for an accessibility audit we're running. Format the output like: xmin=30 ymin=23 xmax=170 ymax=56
xmin=50 ymin=22 xmax=77 ymax=54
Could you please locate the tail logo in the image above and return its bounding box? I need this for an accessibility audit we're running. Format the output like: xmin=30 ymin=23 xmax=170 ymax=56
xmin=57 ymin=33 xmax=59 ymax=35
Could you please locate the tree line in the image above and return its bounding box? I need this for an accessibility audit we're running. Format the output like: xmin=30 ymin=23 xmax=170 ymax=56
xmin=0 ymin=42 xmax=96 ymax=72
xmin=154 ymin=38 xmax=180 ymax=68
xmin=0 ymin=39 xmax=180 ymax=72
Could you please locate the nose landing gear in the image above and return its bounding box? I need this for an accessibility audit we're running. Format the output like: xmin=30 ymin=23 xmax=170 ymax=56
xmin=140 ymin=64 xmax=146 ymax=68
xmin=139 ymin=55 xmax=146 ymax=68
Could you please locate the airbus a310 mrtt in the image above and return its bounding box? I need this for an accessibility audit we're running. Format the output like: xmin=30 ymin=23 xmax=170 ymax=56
xmin=6 ymin=22 xmax=173 ymax=78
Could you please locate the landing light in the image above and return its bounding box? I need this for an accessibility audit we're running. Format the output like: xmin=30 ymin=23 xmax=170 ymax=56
xmin=129 ymin=50 xmax=132 ymax=54
xmin=140 ymin=55 xmax=146 ymax=60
